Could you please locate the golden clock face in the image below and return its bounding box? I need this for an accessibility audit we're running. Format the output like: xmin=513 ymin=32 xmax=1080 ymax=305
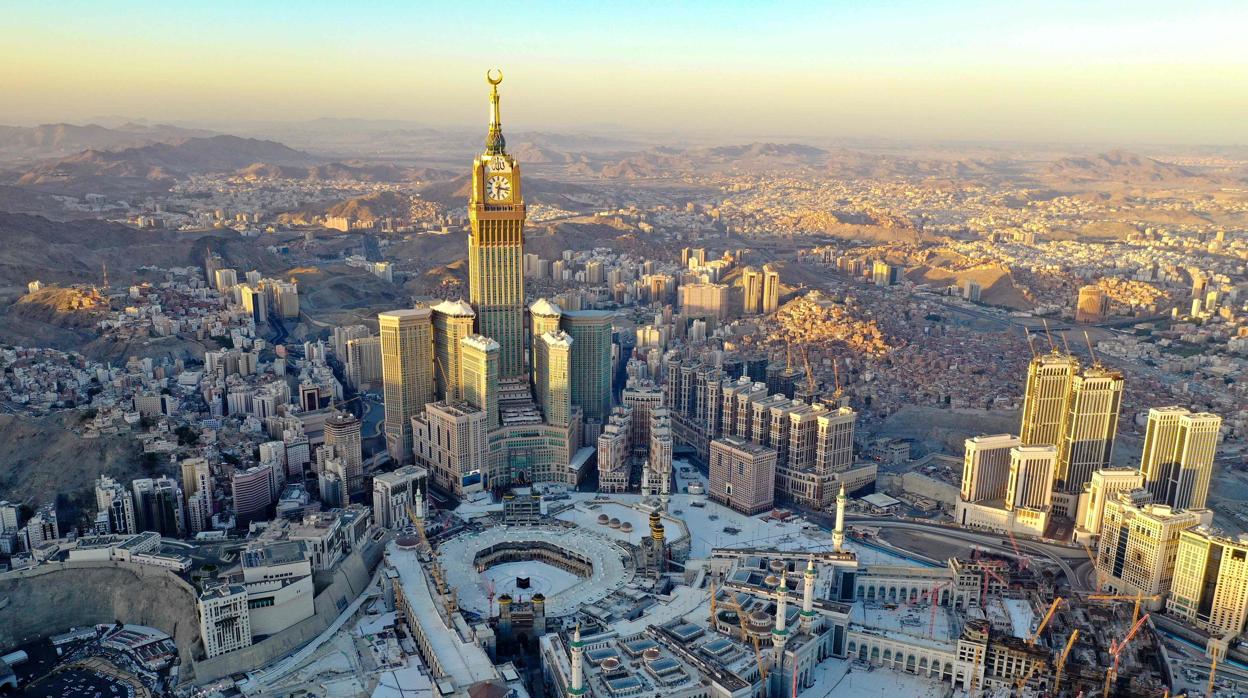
xmin=486 ymin=175 xmax=512 ymax=201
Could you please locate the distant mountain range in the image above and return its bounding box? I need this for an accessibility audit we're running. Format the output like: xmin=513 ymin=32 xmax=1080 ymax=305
xmin=1042 ymin=149 xmax=1202 ymax=184
xmin=0 ymin=122 xmax=216 ymax=161
xmin=7 ymin=135 xmax=318 ymax=194
xmin=235 ymin=161 xmax=453 ymax=184
xmin=417 ymin=172 xmax=611 ymax=211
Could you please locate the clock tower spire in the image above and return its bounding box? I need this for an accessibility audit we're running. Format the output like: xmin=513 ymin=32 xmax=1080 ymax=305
xmin=486 ymin=68 xmax=506 ymax=155
xmin=468 ymin=69 xmax=527 ymax=380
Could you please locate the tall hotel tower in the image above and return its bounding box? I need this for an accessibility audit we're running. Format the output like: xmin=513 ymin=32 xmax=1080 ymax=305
xmin=468 ymin=70 xmax=526 ymax=379
xmin=1055 ymin=365 xmax=1123 ymax=494
xmin=380 ymin=308 xmax=434 ymax=462
xmin=1139 ymin=406 xmax=1221 ymax=510
xmin=1019 ymin=351 xmax=1078 ymax=448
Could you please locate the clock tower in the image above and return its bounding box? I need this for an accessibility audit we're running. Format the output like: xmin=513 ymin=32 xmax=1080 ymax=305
xmin=468 ymin=69 xmax=526 ymax=379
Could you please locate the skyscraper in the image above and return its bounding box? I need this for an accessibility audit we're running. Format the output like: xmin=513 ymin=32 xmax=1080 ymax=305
xmin=1055 ymin=365 xmax=1124 ymax=495
xmin=372 ymin=464 xmax=426 ymax=530
xmin=1077 ymin=468 xmax=1143 ymax=539
xmin=597 ymin=407 xmax=633 ymax=493
xmin=741 ymin=266 xmax=763 ymax=315
xmin=1005 ymin=445 xmax=1056 ymax=511
xmin=324 ymin=411 xmax=363 ymax=494
xmin=1019 ymin=351 xmax=1078 ymax=448
xmin=412 ymin=401 xmax=488 ymax=496
xmin=1076 ymin=285 xmax=1109 ymax=323
xmin=678 ymin=283 xmax=729 ymax=321
xmin=1095 ymin=489 xmax=1200 ymax=602
xmin=432 ymin=299 xmax=476 ymax=403
xmin=346 ymin=335 xmax=382 ymax=390
xmin=241 ymin=284 xmax=267 ymax=324
xmin=960 ymin=434 xmax=1023 ymax=503
xmin=460 ymin=334 xmax=500 ymax=430
xmin=536 ymin=330 xmax=573 ymax=428
xmin=468 ymin=71 xmax=526 ymax=378
xmin=560 ymin=309 xmax=614 ymax=426
xmin=1139 ymin=406 xmax=1221 ymax=510
xmin=95 ymin=475 xmax=136 ymax=535
xmin=709 ymin=436 xmax=777 ymax=515
xmin=379 ymin=307 xmax=434 ymax=463
xmin=529 ymin=298 xmax=562 ymax=391
xmin=1167 ymin=527 xmax=1248 ymax=638
xmin=762 ymin=264 xmax=781 ymax=313
xmin=232 ymin=466 xmax=274 ymax=526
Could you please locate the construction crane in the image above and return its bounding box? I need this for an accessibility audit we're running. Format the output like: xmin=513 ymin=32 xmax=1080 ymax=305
xmin=1053 ymin=629 xmax=1080 ymax=696
xmin=1103 ymin=613 xmax=1150 ymax=698
xmin=1087 ymin=593 xmax=1160 ymax=626
xmin=801 ymin=346 xmax=817 ymax=397
xmin=982 ymin=565 xmax=1010 ymax=607
xmin=709 ymin=579 xmax=717 ymax=625
xmin=1005 ymin=528 xmax=1030 ymax=571
xmin=968 ymin=644 xmax=984 ymax=695
xmin=914 ymin=581 xmax=951 ymax=638
xmin=1014 ymin=660 xmax=1046 ymax=692
xmin=1083 ymin=542 xmax=1104 ymax=590
xmin=1029 ymin=597 xmax=1064 ymax=646
xmin=749 ymin=632 xmax=769 ymax=681
xmin=727 ymin=594 xmax=769 ymax=680
xmin=1205 ymin=635 xmax=1229 ymax=698
xmin=1207 ymin=654 xmax=1219 ymax=698
xmin=830 ymin=358 xmax=845 ymax=403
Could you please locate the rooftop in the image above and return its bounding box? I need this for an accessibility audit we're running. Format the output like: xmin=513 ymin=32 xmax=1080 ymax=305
xmin=432 ymin=299 xmax=476 ymax=317
xmin=387 ymin=540 xmax=500 ymax=689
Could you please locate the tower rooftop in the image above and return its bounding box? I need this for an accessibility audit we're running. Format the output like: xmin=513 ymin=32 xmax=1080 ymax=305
xmin=432 ymin=299 xmax=476 ymax=317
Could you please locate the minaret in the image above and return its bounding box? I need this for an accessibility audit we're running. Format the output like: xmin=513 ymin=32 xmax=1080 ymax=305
xmin=771 ymin=580 xmax=789 ymax=695
xmin=647 ymin=510 xmax=667 ymax=573
xmin=413 ymin=485 xmax=426 ymax=521
xmin=800 ymin=555 xmax=817 ymax=632
xmin=772 ymin=580 xmax=788 ymax=662
xmin=568 ymin=625 xmax=587 ymax=698
xmin=833 ymin=482 xmax=847 ymax=552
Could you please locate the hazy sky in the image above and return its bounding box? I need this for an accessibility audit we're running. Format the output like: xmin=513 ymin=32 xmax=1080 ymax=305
xmin=3 ymin=0 xmax=1246 ymax=144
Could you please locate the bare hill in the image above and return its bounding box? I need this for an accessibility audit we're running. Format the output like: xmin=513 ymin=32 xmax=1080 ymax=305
xmin=0 ymin=412 xmax=149 ymax=508
xmin=906 ymin=263 xmax=1033 ymax=310
xmin=278 ymin=190 xmax=440 ymax=226
xmin=1043 ymin=149 xmax=1203 ymax=185
xmin=11 ymin=135 xmax=316 ymax=194
xmin=235 ymin=161 xmax=449 ymax=183
xmin=418 ymin=173 xmax=607 ymax=211
xmin=0 ymin=212 xmax=284 ymax=289
xmin=0 ymin=122 xmax=215 ymax=162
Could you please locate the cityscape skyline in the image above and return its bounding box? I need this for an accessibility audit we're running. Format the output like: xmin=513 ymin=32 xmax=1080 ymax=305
xmin=2 ymin=1 xmax=1247 ymax=143
xmin=0 ymin=8 xmax=1246 ymax=697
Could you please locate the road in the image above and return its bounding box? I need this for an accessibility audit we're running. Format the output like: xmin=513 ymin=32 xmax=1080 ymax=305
xmin=840 ymin=516 xmax=1091 ymax=590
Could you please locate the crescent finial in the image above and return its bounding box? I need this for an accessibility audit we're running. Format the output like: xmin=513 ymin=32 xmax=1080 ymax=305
xmin=487 ymin=68 xmax=503 ymax=86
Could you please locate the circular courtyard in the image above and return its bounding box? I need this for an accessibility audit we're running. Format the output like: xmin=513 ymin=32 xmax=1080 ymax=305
xmin=437 ymin=525 xmax=635 ymax=617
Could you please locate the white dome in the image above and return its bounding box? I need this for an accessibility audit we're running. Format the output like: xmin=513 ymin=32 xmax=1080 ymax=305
xmin=431 ymin=299 xmax=475 ymax=317
xmin=529 ymin=298 xmax=562 ymax=317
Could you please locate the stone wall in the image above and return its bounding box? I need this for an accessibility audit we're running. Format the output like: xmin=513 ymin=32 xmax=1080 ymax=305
xmin=187 ymin=535 xmax=385 ymax=685
xmin=0 ymin=561 xmax=201 ymax=665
